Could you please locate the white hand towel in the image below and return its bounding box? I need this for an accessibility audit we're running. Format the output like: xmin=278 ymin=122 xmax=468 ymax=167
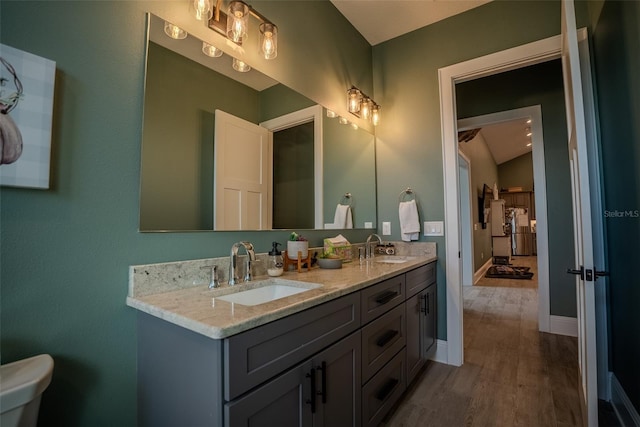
xmin=399 ymin=200 xmax=420 ymax=242
xmin=333 ymin=204 xmax=353 ymax=229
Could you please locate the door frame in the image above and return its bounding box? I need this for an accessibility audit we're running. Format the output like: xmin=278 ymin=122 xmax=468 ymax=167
xmin=457 ymin=151 xmax=474 ymax=287
xmin=457 ymin=106 xmax=549 ymax=323
xmin=439 ymin=34 xmax=562 ymax=366
xmin=261 ymin=105 xmax=324 ymax=229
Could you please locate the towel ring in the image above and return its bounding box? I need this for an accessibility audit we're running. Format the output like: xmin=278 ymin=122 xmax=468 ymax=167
xmin=340 ymin=192 xmax=353 ymax=206
xmin=398 ymin=188 xmax=415 ymax=202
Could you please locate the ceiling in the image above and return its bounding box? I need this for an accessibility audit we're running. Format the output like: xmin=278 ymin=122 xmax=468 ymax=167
xmin=330 ymin=0 xmax=529 ymax=164
xmin=330 ymin=0 xmax=492 ymax=46
xmin=470 ymin=119 xmax=533 ymax=165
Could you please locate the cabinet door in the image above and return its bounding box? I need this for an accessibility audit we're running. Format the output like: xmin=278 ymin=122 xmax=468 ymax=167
xmin=422 ymin=284 xmax=437 ymax=358
xmin=225 ymin=361 xmax=313 ymax=427
xmin=405 ymin=290 xmax=426 ymax=385
xmin=312 ymin=332 xmax=361 ymax=427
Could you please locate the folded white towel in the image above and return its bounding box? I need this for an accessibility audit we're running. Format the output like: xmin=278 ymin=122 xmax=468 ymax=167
xmin=333 ymin=204 xmax=353 ymax=229
xmin=399 ymin=200 xmax=420 ymax=242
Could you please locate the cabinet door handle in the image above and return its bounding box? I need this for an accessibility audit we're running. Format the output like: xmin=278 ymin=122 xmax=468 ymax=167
xmin=305 ymin=368 xmax=316 ymax=413
xmin=317 ymin=361 xmax=327 ymax=404
xmin=426 ymin=293 xmax=430 ymax=315
xmin=375 ymin=378 xmax=399 ymax=401
xmin=376 ymin=329 xmax=399 ymax=347
xmin=375 ymin=290 xmax=398 ymax=305
xmin=420 ymin=294 xmax=427 ymax=313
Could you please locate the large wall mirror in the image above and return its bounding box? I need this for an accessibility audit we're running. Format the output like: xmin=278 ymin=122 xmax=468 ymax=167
xmin=139 ymin=14 xmax=377 ymax=231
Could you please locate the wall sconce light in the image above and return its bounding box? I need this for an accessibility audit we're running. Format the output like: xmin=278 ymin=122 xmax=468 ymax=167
xmin=190 ymin=0 xmax=214 ymax=21
xmin=202 ymin=41 xmax=223 ymax=57
xmin=164 ymin=21 xmax=188 ymax=39
xmin=206 ymin=0 xmax=279 ymax=60
xmin=347 ymin=86 xmax=381 ymax=126
xmin=232 ymin=57 xmax=251 ymax=72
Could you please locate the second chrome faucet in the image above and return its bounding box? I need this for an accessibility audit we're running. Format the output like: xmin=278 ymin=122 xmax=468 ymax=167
xmin=228 ymin=241 xmax=256 ymax=285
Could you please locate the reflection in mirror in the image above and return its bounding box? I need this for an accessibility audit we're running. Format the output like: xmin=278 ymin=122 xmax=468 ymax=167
xmin=139 ymin=13 xmax=376 ymax=231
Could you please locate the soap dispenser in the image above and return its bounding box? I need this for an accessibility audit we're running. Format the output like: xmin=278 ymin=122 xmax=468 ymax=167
xmin=267 ymin=242 xmax=284 ymax=277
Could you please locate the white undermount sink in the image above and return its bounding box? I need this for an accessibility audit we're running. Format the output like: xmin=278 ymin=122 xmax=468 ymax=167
xmin=213 ymin=279 xmax=321 ymax=306
xmin=374 ymin=256 xmax=416 ymax=264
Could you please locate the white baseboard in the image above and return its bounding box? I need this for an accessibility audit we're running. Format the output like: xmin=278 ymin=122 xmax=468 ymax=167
xmin=549 ymin=315 xmax=578 ymax=337
xmin=473 ymin=258 xmax=493 ymax=285
xmin=610 ymin=372 xmax=640 ymax=426
xmin=430 ymin=339 xmax=448 ymax=364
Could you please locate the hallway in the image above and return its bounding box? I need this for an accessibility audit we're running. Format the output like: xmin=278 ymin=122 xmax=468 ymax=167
xmin=383 ymin=256 xmax=585 ymax=426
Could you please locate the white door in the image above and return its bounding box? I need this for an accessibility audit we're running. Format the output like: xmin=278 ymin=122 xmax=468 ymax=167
xmin=561 ymin=1 xmax=598 ymax=424
xmin=214 ymin=110 xmax=271 ymax=230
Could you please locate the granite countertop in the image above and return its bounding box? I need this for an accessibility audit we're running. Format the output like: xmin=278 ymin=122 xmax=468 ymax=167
xmin=127 ymin=246 xmax=436 ymax=340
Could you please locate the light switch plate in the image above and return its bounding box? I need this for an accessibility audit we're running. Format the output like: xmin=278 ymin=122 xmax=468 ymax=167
xmin=382 ymin=222 xmax=391 ymax=235
xmin=364 ymin=222 xmax=373 ymax=229
xmin=424 ymin=221 xmax=444 ymax=236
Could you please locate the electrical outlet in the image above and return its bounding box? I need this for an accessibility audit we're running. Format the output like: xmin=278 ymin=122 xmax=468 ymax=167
xmin=382 ymin=222 xmax=391 ymax=235
xmin=474 ymin=223 xmax=478 ymax=231
xmin=364 ymin=221 xmax=373 ymax=229
xmin=481 ymin=252 xmax=484 ymax=260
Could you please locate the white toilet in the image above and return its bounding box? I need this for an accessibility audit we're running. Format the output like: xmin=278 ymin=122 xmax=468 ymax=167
xmin=0 ymin=354 xmax=54 ymax=427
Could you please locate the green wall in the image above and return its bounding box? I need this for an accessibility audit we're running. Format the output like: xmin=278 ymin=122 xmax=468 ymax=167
xmin=0 ymin=2 xmax=374 ymax=425
xmin=590 ymin=0 xmax=640 ymax=412
xmin=499 ymin=152 xmax=534 ymax=191
xmin=459 ymin=133 xmax=499 ymax=272
xmin=456 ymin=59 xmax=576 ymax=318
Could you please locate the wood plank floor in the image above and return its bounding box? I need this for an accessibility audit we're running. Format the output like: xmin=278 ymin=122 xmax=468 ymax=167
xmin=383 ymin=256 xmax=585 ymax=426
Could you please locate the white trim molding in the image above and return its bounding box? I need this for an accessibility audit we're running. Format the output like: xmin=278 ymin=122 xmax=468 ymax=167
xmin=439 ymin=34 xmax=562 ymax=366
xmin=549 ymin=315 xmax=578 ymax=337
xmin=430 ymin=339 xmax=449 ymax=364
xmin=473 ymin=258 xmax=493 ymax=285
xmin=610 ymin=372 xmax=640 ymax=426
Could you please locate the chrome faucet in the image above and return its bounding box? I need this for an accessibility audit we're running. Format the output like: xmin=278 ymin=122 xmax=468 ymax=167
xmin=365 ymin=233 xmax=383 ymax=259
xmin=228 ymin=241 xmax=256 ymax=285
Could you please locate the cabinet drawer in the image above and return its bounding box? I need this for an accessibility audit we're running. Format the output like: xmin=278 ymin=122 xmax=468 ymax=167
xmin=405 ymin=262 xmax=436 ymax=298
xmin=224 ymin=292 xmax=360 ymax=401
xmin=360 ymin=274 xmax=405 ymax=324
xmin=361 ymin=304 xmax=406 ymax=383
xmin=362 ymin=348 xmax=406 ymax=427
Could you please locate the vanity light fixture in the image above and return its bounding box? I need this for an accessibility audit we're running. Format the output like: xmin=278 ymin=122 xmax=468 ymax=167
xmin=190 ymin=0 xmax=214 ymax=21
xmin=164 ymin=21 xmax=187 ymax=39
xmin=232 ymin=57 xmax=251 ymax=72
xmin=338 ymin=116 xmax=349 ymax=125
xmin=202 ymin=41 xmax=223 ymax=57
xmin=326 ymin=109 xmax=337 ymax=118
xmin=205 ymin=0 xmax=279 ymax=60
xmin=347 ymin=86 xmax=381 ymax=126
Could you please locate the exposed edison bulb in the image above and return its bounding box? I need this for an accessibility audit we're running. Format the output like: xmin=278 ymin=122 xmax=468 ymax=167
xmin=347 ymin=87 xmax=361 ymax=113
xmin=190 ymin=0 xmax=213 ymax=20
xmin=360 ymin=98 xmax=372 ymax=121
xmin=202 ymin=42 xmax=223 ymax=58
xmin=227 ymin=1 xmax=249 ymax=43
xmin=232 ymin=58 xmax=251 ymax=72
xmin=164 ymin=22 xmax=187 ymax=40
xmin=260 ymin=23 xmax=278 ymax=60
xmin=371 ymin=105 xmax=381 ymax=126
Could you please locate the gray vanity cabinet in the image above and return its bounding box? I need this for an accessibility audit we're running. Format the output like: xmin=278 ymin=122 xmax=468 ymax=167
xmin=404 ymin=263 xmax=437 ymax=385
xmin=225 ymin=331 xmax=361 ymax=427
xmin=136 ymin=260 xmax=437 ymax=427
